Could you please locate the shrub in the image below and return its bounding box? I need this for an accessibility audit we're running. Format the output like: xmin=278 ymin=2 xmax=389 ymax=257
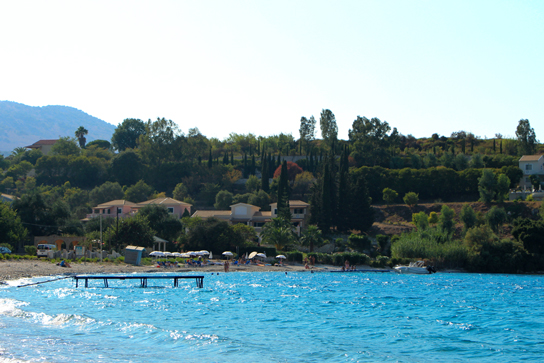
xmin=332 ymin=252 xmax=370 ymax=266
xmin=376 ymin=235 xmax=389 ymax=255
xmin=25 ymin=246 xmax=37 ymax=256
xmin=286 ymin=251 xmax=303 ymax=262
xmin=318 ymin=253 xmax=333 ymax=265
xmin=403 ymin=192 xmax=419 ymax=207
xmin=348 ymin=234 xmax=372 ymax=252
xmin=370 ymin=256 xmax=390 ymax=267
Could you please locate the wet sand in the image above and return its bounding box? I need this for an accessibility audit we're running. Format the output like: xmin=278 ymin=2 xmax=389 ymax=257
xmin=0 ymin=259 xmax=328 ymax=283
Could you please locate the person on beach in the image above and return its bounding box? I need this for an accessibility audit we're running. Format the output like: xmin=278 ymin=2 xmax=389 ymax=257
xmin=344 ymin=260 xmax=349 ymax=271
xmin=58 ymin=260 xmax=71 ymax=268
xmin=224 ymin=260 xmax=230 ymax=272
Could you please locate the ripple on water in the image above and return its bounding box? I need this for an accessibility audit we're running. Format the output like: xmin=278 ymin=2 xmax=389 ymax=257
xmin=1 ymin=272 xmax=544 ymax=362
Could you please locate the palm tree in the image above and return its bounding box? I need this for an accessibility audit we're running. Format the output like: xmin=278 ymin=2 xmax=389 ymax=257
xmin=10 ymin=147 xmax=27 ymax=157
xmin=300 ymin=225 xmax=323 ymax=253
xmin=261 ymin=217 xmax=297 ymax=251
xmin=75 ymin=126 xmax=89 ymax=148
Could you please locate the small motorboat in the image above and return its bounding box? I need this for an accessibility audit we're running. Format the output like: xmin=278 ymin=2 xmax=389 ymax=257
xmin=394 ymin=261 xmax=436 ymax=274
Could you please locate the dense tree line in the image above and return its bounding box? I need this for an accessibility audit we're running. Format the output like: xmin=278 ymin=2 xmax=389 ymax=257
xmin=0 ymin=114 xmax=541 ymax=266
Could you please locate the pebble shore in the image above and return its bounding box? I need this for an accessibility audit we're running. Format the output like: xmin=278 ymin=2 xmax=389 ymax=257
xmin=0 ymin=259 xmax=323 ymax=283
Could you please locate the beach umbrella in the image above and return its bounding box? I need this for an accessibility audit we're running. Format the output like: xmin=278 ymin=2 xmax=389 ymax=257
xmin=256 ymin=253 xmax=266 ymax=258
xmin=164 ymin=252 xmax=173 ymax=257
xmin=199 ymin=250 xmax=210 ymax=255
xmin=172 ymin=252 xmax=182 ymax=257
xmin=180 ymin=253 xmax=191 ymax=258
xmin=276 ymin=255 xmax=286 ymax=259
xmin=150 ymin=251 xmax=165 ymax=257
xmin=209 ymin=251 xmax=213 ymax=259
xmin=222 ymin=251 xmax=233 ymax=256
xmin=248 ymin=251 xmax=258 ymax=259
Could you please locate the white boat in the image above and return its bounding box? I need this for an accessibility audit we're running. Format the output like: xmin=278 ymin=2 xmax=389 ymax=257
xmin=394 ymin=261 xmax=436 ymax=274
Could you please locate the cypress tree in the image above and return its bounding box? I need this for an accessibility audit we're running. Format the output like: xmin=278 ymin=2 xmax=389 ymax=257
xmin=223 ymin=151 xmax=229 ymax=164
xmin=269 ymin=153 xmax=274 ymax=177
xmin=261 ymin=156 xmax=269 ymax=192
xmin=208 ymin=148 xmax=213 ymax=169
xmin=337 ymin=146 xmax=350 ymax=232
xmin=493 ymin=139 xmax=496 ymax=153
xmin=251 ymin=155 xmax=256 ymax=175
xmin=309 ymin=180 xmax=322 ymax=226
xmin=277 ymin=161 xmax=291 ymax=220
xmin=231 ymin=150 xmax=234 ymax=164
xmin=347 ymin=174 xmax=374 ymax=233
xmin=319 ymin=163 xmax=332 ymax=232
xmin=243 ymin=154 xmax=248 ymax=178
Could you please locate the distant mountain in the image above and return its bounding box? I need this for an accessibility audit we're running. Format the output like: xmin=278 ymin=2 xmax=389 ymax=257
xmin=0 ymin=101 xmax=116 ymax=154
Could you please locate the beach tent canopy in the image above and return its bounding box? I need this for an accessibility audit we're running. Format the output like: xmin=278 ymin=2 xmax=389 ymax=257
xmin=152 ymin=236 xmax=169 ymax=252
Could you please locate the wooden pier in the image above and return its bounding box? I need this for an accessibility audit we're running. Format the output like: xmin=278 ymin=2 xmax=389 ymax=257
xmin=73 ymin=275 xmax=204 ymax=288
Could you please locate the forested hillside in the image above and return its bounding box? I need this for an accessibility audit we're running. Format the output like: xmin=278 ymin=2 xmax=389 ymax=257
xmin=1 ymin=111 xmax=543 ymax=273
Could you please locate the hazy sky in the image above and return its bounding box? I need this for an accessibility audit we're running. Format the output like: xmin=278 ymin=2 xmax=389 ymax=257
xmin=1 ymin=1 xmax=542 ymax=141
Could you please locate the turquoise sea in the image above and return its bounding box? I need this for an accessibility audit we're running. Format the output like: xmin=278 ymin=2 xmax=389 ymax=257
xmin=1 ymin=271 xmax=543 ymax=362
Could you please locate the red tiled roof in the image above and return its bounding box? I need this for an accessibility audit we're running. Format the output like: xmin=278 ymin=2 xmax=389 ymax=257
xmin=138 ymin=197 xmax=192 ymax=206
xmin=96 ymin=200 xmax=138 ymax=208
xmin=519 ymin=155 xmax=543 ymax=161
xmin=25 ymin=139 xmax=58 ymax=148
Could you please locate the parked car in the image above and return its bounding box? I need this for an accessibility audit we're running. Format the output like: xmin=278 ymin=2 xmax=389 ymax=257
xmin=0 ymin=246 xmax=11 ymax=254
xmin=37 ymin=244 xmax=56 ymax=257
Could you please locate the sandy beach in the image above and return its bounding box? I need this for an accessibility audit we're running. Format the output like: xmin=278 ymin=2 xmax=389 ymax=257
xmin=0 ymin=259 xmax=328 ymax=283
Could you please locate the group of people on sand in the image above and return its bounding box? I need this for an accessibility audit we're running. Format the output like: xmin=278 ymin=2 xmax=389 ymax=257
xmin=304 ymin=255 xmax=316 ymax=269
xmin=157 ymin=261 xmax=179 ymax=268
xmin=341 ymin=260 xmax=356 ymax=271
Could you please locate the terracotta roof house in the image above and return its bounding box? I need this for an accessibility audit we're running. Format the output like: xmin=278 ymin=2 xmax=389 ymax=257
xmin=518 ymin=155 xmax=544 ymax=188
xmin=269 ymin=200 xmax=310 ymax=236
xmin=135 ymin=197 xmax=192 ymax=219
xmin=85 ymin=200 xmax=139 ymax=220
xmin=84 ymin=197 xmax=193 ymax=221
xmin=25 ymin=139 xmax=58 ymax=155
xmin=192 ymin=200 xmax=309 ymax=237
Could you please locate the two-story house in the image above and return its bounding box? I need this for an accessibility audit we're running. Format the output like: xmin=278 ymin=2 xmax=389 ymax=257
xmin=85 ymin=200 xmax=139 ymax=220
xmin=85 ymin=198 xmax=192 ymax=221
xmin=135 ymin=197 xmax=192 ymax=218
xmin=192 ymin=200 xmax=309 ymax=237
xmin=518 ymin=155 xmax=544 ymax=189
xmin=25 ymin=139 xmax=58 ymax=155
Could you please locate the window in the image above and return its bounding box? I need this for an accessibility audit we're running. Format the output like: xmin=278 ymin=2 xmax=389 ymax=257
xmin=94 ymin=209 xmax=99 ymax=214
xmin=274 ymin=209 xmax=278 ymax=215
xmin=107 ymin=209 xmax=111 ymax=214
xmin=168 ymin=207 xmax=174 ymax=213
xmin=293 ymin=208 xmax=304 ymax=214
xmin=117 ymin=207 xmax=122 ymax=214
xmin=526 ymin=164 xmax=533 ymax=171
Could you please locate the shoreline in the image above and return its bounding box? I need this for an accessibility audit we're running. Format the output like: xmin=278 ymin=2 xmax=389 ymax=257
xmin=0 ymin=259 xmax=341 ymax=283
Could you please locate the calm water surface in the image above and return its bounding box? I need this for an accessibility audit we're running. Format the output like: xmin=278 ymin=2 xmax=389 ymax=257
xmin=1 ymin=272 xmax=543 ymax=362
